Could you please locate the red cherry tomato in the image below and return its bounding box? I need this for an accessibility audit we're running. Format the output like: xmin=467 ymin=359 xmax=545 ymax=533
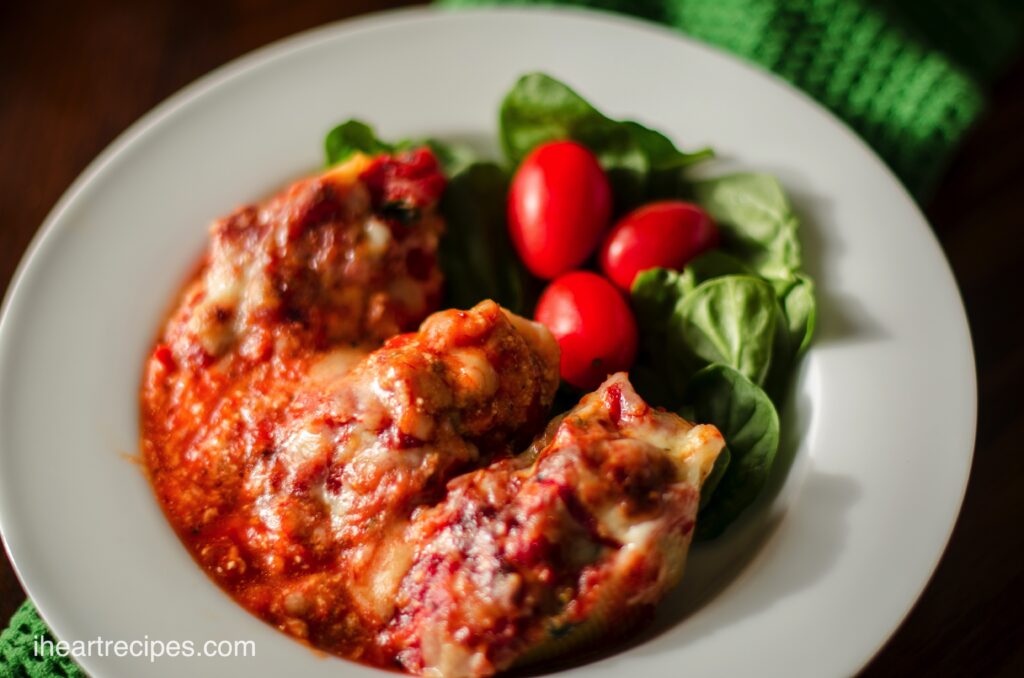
xmin=534 ymin=271 xmax=638 ymax=390
xmin=599 ymin=201 xmax=719 ymax=290
xmin=508 ymin=141 xmax=612 ymax=279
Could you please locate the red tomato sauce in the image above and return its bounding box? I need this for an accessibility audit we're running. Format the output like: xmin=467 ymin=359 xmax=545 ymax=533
xmin=141 ymin=150 xmax=448 ymax=664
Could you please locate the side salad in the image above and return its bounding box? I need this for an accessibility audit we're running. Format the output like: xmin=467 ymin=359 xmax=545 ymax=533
xmin=324 ymin=73 xmax=815 ymax=539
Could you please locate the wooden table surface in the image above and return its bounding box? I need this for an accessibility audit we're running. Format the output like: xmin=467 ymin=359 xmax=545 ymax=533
xmin=2 ymin=2 xmax=1022 ymax=676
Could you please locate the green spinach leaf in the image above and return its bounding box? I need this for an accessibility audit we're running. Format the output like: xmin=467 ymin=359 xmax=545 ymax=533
xmin=699 ymin=445 xmax=731 ymax=510
xmin=424 ymin=138 xmax=478 ymax=178
xmin=631 ymin=267 xmax=691 ymax=405
xmin=775 ymin=273 xmax=816 ymax=357
xmin=499 ymin=73 xmax=713 ymax=209
xmin=631 ymin=267 xmax=686 ymax=355
xmin=674 ymin=275 xmax=779 ymax=386
xmin=678 ymin=249 xmax=754 ymax=293
xmin=686 ymin=364 xmax=780 ymax=539
xmin=437 ymin=162 xmax=534 ymax=314
xmin=692 ymin=173 xmax=801 ymax=279
xmin=324 ymin=120 xmax=398 ymax=165
xmin=324 ymin=120 xmax=478 ymax=177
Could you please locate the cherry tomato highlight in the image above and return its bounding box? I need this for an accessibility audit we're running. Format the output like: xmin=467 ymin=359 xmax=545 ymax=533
xmin=534 ymin=271 xmax=638 ymax=390
xmin=599 ymin=200 xmax=719 ymax=290
xmin=508 ymin=141 xmax=612 ymax=279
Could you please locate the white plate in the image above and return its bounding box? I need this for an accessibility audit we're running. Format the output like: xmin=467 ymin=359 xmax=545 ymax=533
xmin=0 ymin=7 xmax=975 ymax=678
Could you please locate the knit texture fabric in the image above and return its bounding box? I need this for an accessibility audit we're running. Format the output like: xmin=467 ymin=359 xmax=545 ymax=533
xmin=2 ymin=2 xmax=1022 ymax=676
xmin=441 ymin=0 xmax=1024 ymax=196
xmin=0 ymin=601 xmax=84 ymax=678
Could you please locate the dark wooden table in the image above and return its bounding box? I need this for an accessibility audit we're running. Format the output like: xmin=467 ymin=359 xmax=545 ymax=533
xmin=2 ymin=2 xmax=1022 ymax=675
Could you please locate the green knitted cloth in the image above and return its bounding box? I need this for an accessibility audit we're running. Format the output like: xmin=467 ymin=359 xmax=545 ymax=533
xmin=442 ymin=0 xmax=1024 ymax=196
xmin=2 ymin=2 xmax=1021 ymax=677
xmin=0 ymin=601 xmax=84 ymax=677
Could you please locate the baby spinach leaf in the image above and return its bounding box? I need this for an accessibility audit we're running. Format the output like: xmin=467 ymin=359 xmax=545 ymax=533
xmin=686 ymin=364 xmax=780 ymax=540
xmin=424 ymin=138 xmax=478 ymax=178
xmin=699 ymin=445 xmax=731 ymax=510
xmin=776 ymin=273 xmax=816 ymax=357
xmin=499 ymin=73 xmax=712 ymax=209
xmin=763 ymin=298 xmax=796 ymax=403
xmin=324 ymin=120 xmax=398 ymax=165
xmin=631 ymin=268 xmax=692 ymax=406
xmin=437 ymin=162 xmax=534 ymax=314
xmin=629 ymin=363 xmax=681 ymax=411
xmin=674 ymin=275 xmax=779 ymax=386
xmin=693 ymin=173 xmax=801 ymax=279
xmin=687 ymin=174 xmax=813 ymax=356
xmin=324 ymin=121 xmax=477 ymax=177
xmin=678 ymin=250 xmax=754 ymax=293
xmin=631 ymin=267 xmax=686 ymax=354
